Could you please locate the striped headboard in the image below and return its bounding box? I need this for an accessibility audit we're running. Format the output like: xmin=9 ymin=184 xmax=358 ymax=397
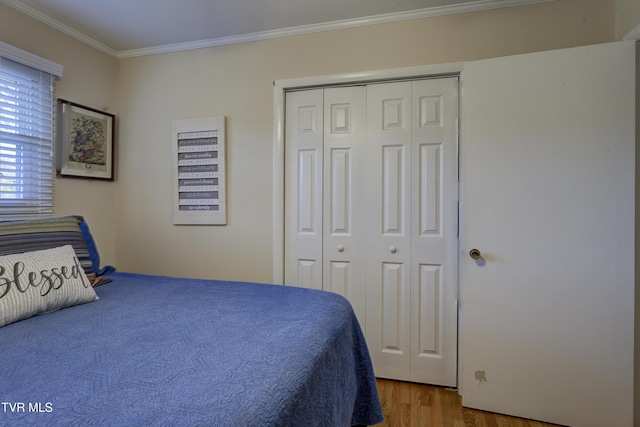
xmin=0 ymin=216 xmax=114 ymax=285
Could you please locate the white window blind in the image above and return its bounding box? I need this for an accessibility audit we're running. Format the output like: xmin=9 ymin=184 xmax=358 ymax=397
xmin=0 ymin=44 xmax=62 ymax=219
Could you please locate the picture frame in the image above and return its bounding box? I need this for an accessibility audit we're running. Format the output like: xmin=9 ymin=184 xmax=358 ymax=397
xmin=171 ymin=116 xmax=227 ymax=225
xmin=57 ymin=99 xmax=115 ymax=180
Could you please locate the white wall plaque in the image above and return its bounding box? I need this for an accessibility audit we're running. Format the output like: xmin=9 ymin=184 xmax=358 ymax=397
xmin=172 ymin=116 xmax=226 ymax=225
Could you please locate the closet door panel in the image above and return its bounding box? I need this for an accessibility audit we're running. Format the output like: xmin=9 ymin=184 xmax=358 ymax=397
xmin=365 ymin=82 xmax=413 ymax=380
xmin=417 ymin=263 xmax=441 ymax=354
xmin=285 ymin=90 xmax=324 ymax=290
xmin=323 ymin=87 xmax=367 ymax=324
xmin=410 ymin=78 xmax=458 ymax=386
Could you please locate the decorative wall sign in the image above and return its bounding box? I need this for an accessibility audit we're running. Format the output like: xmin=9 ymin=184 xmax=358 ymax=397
xmin=57 ymin=99 xmax=116 ymax=180
xmin=172 ymin=116 xmax=226 ymax=225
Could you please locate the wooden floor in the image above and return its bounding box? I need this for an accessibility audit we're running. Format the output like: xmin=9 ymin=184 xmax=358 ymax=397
xmin=373 ymin=379 xmax=563 ymax=427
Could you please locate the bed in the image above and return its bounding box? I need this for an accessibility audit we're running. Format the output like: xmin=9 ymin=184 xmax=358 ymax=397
xmin=0 ymin=217 xmax=383 ymax=426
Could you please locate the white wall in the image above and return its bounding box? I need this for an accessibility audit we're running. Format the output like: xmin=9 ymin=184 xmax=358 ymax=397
xmin=114 ymin=0 xmax=616 ymax=282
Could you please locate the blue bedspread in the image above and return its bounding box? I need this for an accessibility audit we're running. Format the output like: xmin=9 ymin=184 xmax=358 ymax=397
xmin=0 ymin=272 xmax=383 ymax=426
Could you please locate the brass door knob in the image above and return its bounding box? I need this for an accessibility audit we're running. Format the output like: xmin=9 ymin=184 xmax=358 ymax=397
xmin=469 ymin=248 xmax=481 ymax=260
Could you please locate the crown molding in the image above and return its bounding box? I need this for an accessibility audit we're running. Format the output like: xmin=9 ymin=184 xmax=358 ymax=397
xmin=2 ymin=0 xmax=555 ymax=59
xmin=118 ymin=0 xmax=554 ymax=58
xmin=0 ymin=0 xmax=117 ymax=57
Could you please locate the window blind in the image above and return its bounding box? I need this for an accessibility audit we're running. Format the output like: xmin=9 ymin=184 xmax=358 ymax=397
xmin=0 ymin=50 xmax=60 ymax=219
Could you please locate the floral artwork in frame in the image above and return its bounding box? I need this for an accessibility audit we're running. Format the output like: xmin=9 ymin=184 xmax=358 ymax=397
xmin=57 ymin=99 xmax=115 ymax=180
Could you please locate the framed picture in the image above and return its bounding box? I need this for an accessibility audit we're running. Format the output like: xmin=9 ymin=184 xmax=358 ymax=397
xmin=57 ymin=99 xmax=115 ymax=180
xmin=171 ymin=116 xmax=226 ymax=225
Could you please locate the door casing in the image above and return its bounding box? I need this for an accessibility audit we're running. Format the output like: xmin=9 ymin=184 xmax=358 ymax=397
xmin=273 ymin=63 xmax=465 ymax=390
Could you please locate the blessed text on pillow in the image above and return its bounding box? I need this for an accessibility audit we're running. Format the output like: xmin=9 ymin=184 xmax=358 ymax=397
xmin=0 ymin=245 xmax=98 ymax=327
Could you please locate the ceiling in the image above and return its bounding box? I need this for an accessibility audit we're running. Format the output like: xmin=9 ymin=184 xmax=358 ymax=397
xmin=0 ymin=0 xmax=551 ymax=58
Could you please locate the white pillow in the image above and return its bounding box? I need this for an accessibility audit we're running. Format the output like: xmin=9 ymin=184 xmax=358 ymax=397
xmin=0 ymin=245 xmax=98 ymax=327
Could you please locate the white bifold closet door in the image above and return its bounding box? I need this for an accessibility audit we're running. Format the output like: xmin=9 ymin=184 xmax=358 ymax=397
xmin=365 ymin=79 xmax=458 ymax=385
xmin=284 ymin=78 xmax=458 ymax=386
xmin=284 ymin=86 xmax=367 ymax=323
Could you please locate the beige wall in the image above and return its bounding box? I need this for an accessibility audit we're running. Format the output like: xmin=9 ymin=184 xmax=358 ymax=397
xmin=0 ymin=0 xmax=619 ymax=281
xmin=0 ymin=3 xmax=118 ymax=267
xmin=616 ymin=0 xmax=640 ymax=39
xmin=3 ymin=1 xmax=637 ymax=419
xmin=114 ymin=0 xmax=615 ymax=281
xmin=635 ymin=38 xmax=640 ymax=427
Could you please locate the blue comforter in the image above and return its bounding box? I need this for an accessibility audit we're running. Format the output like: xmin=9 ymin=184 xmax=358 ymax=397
xmin=0 ymin=272 xmax=383 ymax=426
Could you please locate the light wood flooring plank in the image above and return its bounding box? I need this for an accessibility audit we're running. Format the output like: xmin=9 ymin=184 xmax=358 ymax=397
xmin=373 ymin=379 xmax=563 ymax=427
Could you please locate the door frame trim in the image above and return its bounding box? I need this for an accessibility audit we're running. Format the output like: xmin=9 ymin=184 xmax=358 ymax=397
xmin=272 ymin=62 xmax=464 ymax=284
